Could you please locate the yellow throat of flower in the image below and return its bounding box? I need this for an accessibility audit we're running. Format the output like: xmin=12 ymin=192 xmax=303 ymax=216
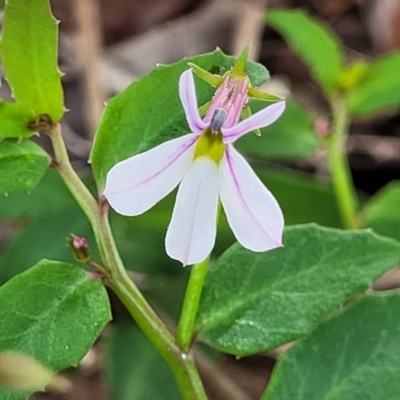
xmin=193 ymin=128 xmax=225 ymax=164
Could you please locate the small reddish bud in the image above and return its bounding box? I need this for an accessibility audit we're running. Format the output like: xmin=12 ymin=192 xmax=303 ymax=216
xmin=67 ymin=234 xmax=91 ymax=262
xmin=314 ymin=117 xmax=330 ymax=137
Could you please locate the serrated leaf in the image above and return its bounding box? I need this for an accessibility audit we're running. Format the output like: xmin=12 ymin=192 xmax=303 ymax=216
xmin=0 ymin=102 xmax=36 ymax=139
xmin=266 ymin=9 xmax=343 ymax=93
xmin=0 ymin=139 xmax=50 ymax=195
xmin=196 ymin=225 xmax=400 ymax=356
xmin=0 ymin=259 xmax=111 ymax=399
xmin=263 ymin=293 xmax=400 ymax=400
xmin=347 ymin=53 xmax=400 ymax=116
xmin=362 ymin=181 xmax=400 ymax=241
xmin=237 ymin=98 xmax=318 ymax=159
xmin=105 ymin=319 xmax=179 ymax=400
xmin=0 ymin=0 xmax=64 ymax=122
xmin=90 ymin=49 xmax=269 ymax=188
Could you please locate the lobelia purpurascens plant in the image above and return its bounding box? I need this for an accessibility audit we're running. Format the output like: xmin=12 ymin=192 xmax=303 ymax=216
xmin=1 ymin=2 xmax=400 ymax=400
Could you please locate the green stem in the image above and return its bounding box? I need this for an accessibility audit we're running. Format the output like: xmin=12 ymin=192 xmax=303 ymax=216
xmin=49 ymin=125 xmax=207 ymax=400
xmin=327 ymin=97 xmax=359 ymax=229
xmin=177 ymin=255 xmax=210 ymax=351
xmin=107 ymin=272 xmax=207 ymax=400
xmin=50 ymin=125 xmax=99 ymax=228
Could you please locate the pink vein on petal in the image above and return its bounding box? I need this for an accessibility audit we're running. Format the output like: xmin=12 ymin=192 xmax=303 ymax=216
xmin=222 ymin=101 xmax=286 ymax=143
xmin=104 ymin=135 xmax=198 ymax=196
xmin=224 ymin=147 xmax=282 ymax=247
xmin=182 ymin=175 xmax=203 ymax=265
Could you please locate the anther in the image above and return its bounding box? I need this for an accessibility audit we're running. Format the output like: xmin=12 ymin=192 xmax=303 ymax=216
xmin=210 ymin=108 xmax=228 ymax=133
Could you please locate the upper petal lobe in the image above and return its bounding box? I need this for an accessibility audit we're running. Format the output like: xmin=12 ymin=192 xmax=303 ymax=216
xmin=103 ymin=134 xmax=198 ymax=216
xmin=179 ymin=69 xmax=207 ymax=133
xmin=222 ymin=101 xmax=286 ymax=143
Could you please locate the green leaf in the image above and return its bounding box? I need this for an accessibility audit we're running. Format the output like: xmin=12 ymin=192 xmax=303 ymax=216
xmin=0 ymin=206 xmax=97 ymax=285
xmin=0 ymin=0 xmax=64 ymax=122
xmin=237 ymin=98 xmax=318 ymax=159
xmin=0 ymin=169 xmax=74 ymax=218
xmin=0 ymin=102 xmax=36 ymax=139
xmin=110 ymin=203 xmax=178 ymax=274
xmin=0 ymin=139 xmax=50 ymax=195
xmin=196 ymin=224 xmax=400 ymax=356
xmin=256 ymin=167 xmax=340 ymax=227
xmin=263 ymin=293 xmax=400 ymax=400
xmin=91 ymin=49 xmax=269 ymax=188
xmin=0 ymin=259 xmax=111 ymax=400
xmin=362 ymin=181 xmax=400 ymax=241
xmin=105 ymin=319 xmax=179 ymax=400
xmin=347 ymin=53 xmax=400 ymax=116
xmin=266 ymin=9 xmax=343 ymax=93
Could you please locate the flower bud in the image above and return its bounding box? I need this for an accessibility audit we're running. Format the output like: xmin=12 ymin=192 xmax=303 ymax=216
xmin=314 ymin=117 xmax=330 ymax=137
xmin=67 ymin=234 xmax=91 ymax=262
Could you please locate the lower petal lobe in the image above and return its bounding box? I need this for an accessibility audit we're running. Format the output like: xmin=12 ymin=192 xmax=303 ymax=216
xmin=166 ymin=157 xmax=219 ymax=265
xmin=219 ymin=145 xmax=284 ymax=251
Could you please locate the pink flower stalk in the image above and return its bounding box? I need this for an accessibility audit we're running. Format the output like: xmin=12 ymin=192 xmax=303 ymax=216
xmin=103 ymin=69 xmax=286 ymax=265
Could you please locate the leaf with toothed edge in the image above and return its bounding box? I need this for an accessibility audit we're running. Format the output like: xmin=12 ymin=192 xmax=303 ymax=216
xmin=0 ymin=0 xmax=64 ymax=122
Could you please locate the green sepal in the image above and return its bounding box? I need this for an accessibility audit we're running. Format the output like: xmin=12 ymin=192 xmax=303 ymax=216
xmin=231 ymin=46 xmax=249 ymax=77
xmin=187 ymin=62 xmax=225 ymax=87
xmin=248 ymin=86 xmax=283 ymax=101
xmin=198 ymin=100 xmax=211 ymax=118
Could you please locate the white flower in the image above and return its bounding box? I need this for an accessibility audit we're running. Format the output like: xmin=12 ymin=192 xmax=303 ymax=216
xmin=103 ymin=69 xmax=286 ymax=265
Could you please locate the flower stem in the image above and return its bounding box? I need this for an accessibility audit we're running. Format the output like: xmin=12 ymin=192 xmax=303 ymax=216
xmin=50 ymin=125 xmax=99 ymax=228
xmin=49 ymin=125 xmax=208 ymax=400
xmin=326 ymin=96 xmax=359 ymax=229
xmin=177 ymin=256 xmax=210 ymax=352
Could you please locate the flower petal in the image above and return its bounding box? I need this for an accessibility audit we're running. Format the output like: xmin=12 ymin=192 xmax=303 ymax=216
xmin=103 ymin=134 xmax=198 ymax=216
xmin=219 ymin=145 xmax=284 ymax=251
xmin=179 ymin=69 xmax=207 ymax=133
xmin=166 ymin=157 xmax=219 ymax=265
xmin=222 ymin=101 xmax=286 ymax=143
